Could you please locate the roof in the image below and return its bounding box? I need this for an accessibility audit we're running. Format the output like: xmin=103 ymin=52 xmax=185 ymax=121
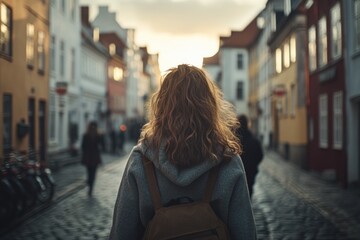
xmin=202 ymin=51 xmax=219 ymax=66
xmin=220 ymin=16 xmax=262 ymax=48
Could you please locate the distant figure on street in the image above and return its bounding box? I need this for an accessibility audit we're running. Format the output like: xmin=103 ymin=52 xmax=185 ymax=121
xmin=118 ymin=124 xmax=126 ymax=152
xmin=81 ymin=121 xmax=102 ymax=197
xmin=236 ymin=114 xmax=263 ymax=197
xmin=110 ymin=127 xmax=117 ymax=154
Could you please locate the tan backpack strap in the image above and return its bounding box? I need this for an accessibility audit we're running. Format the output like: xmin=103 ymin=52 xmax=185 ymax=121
xmin=142 ymin=155 xmax=162 ymax=210
xmin=203 ymin=163 xmax=222 ymax=202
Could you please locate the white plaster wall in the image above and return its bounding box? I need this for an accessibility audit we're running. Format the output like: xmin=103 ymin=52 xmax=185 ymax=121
xmin=79 ymin=46 xmax=107 ymax=136
xmin=220 ymin=48 xmax=249 ymax=115
xmin=343 ymin=1 xmax=360 ymax=184
xmin=49 ymin=0 xmax=82 ymax=152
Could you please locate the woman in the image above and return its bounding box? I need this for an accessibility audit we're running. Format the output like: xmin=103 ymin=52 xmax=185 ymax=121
xmin=81 ymin=121 xmax=102 ymax=197
xmin=109 ymin=64 xmax=257 ymax=239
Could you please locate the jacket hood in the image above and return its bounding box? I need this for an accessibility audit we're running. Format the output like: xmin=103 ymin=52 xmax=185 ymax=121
xmin=134 ymin=142 xmax=220 ymax=187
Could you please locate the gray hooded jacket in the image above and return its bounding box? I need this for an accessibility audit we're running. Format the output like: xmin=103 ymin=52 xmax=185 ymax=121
xmin=109 ymin=143 xmax=257 ymax=239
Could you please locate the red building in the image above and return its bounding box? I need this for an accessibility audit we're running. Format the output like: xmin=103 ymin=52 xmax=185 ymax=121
xmin=305 ymin=0 xmax=347 ymax=186
xmin=99 ymin=33 xmax=127 ymax=129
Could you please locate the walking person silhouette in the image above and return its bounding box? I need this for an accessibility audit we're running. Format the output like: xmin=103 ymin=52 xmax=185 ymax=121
xmin=236 ymin=114 xmax=263 ymax=198
xmin=81 ymin=121 xmax=102 ymax=197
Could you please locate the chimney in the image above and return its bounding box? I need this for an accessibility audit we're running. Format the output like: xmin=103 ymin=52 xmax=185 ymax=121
xmin=81 ymin=6 xmax=90 ymax=26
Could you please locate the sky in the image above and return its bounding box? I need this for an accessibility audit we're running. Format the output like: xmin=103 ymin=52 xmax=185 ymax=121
xmin=79 ymin=0 xmax=267 ymax=72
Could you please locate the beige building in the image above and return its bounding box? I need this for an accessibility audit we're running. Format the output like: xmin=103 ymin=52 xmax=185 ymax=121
xmin=267 ymin=6 xmax=307 ymax=167
xmin=0 ymin=0 xmax=49 ymax=162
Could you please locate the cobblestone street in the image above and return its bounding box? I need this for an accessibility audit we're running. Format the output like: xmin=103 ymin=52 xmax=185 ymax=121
xmin=1 ymin=146 xmax=360 ymax=240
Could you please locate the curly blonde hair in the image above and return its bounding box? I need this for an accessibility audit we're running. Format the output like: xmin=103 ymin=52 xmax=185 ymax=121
xmin=140 ymin=64 xmax=241 ymax=167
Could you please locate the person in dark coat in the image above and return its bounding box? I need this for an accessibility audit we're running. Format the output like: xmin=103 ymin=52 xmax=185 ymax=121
xmin=81 ymin=121 xmax=102 ymax=196
xmin=236 ymin=114 xmax=263 ymax=197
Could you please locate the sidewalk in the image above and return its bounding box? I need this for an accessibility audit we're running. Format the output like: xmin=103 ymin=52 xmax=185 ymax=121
xmin=52 ymin=142 xmax=135 ymax=202
xmin=262 ymin=150 xmax=360 ymax=239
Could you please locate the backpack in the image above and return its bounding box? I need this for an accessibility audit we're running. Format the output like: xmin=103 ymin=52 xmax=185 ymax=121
xmin=142 ymin=156 xmax=230 ymax=240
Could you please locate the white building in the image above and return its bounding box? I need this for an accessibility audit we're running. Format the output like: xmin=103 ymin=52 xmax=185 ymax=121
xmin=48 ymin=0 xmax=82 ymax=155
xmin=343 ymin=0 xmax=360 ymax=184
xmin=80 ymin=7 xmax=109 ymax=138
xmin=203 ymin=23 xmax=261 ymax=116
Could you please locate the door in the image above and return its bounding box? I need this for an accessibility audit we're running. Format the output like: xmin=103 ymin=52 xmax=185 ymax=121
xmin=39 ymin=100 xmax=46 ymax=162
xmin=28 ymin=98 xmax=35 ymax=158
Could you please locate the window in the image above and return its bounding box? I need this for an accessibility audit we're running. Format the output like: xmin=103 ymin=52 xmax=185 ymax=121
xmin=49 ymin=93 xmax=56 ymax=141
xmin=354 ymin=0 xmax=360 ymax=50
xmin=237 ymin=53 xmax=243 ymax=69
xmin=50 ymin=36 xmax=56 ymax=72
xmin=308 ymin=25 xmax=317 ymax=71
xmin=0 ymin=3 xmax=12 ymax=57
xmin=3 ymin=94 xmax=12 ymax=154
xmin=276 ymin=48 xmax=282 ymax=73
xmin=70 ymin=48 xmax=75 ymax=83
xmin=113 ymin=67 xmax=123 ymax=81
xmin=61 ymin=0 xmax=65 ymax=13
xmin=283 ymin=42 xmax=290 ymax=68
xmin=284 ymin=0 xmax=291 ymax=16
xmin=236 ymin=81 xmax=244 ymax=100
xmin=93 ymin=28 xmax=99 ymax=42
xmin=70 ymin=0 xmax=76 ymax=20
xmin=319 ymin=94 xmax=328 ymax=148
xmin=26 ymin=23 xmax=35 ymax=67
xmin=290 ymin=84 xmax=296 ymax=116
xmin=331 ymin=3 xmax=342 ymax=59
xmin=38 ymin=31 xmax=45 ymax=73
xmin=333 ymin=91 xmax=343 ymax=149
xmin=60 ymin=40 xmax=64 ymax=76
xmin=290 ymin=35 xmax=296 ymax=62
xmin=109 ymin=43 xmax=116 ymax=55
xmin=318 ymin=17 xmax=328 ymax=67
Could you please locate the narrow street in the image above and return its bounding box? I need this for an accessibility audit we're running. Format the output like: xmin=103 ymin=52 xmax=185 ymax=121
xmin=1 ymin=146 xmax=359 ymax=240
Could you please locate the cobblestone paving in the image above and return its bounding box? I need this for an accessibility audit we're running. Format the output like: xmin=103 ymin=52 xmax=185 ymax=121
xmin=1 ymin=158 xmax=127 ymax=240
xmin=1 ymin=149 xmax=359 ymax=240
xmin=253 ymin=171 xmax=352 ymax=240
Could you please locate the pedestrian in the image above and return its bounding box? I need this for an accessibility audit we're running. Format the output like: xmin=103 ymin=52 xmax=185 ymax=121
xmin=118 ymin=124 xmax=126 ymax=152
xmin=109 ymin=64 xmax=257 ymax=239
xmin=236 ymin=114 xmax=264 ymax=198
xmin=110 ymin=127 xmax=117 ymax=154
xmin=81 ymin=121 xmax=102 ymax=197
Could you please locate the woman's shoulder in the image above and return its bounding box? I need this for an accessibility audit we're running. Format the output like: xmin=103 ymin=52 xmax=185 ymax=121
xmin=220 ymin=154 xmax=246 ymax=177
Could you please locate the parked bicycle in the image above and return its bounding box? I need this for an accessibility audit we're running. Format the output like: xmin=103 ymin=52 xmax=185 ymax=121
xmin=0 ymin=150 xmax=55 ymax=226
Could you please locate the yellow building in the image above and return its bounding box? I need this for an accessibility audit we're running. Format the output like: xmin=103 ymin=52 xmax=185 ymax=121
xmin=267 ymin=7 xmax=308 ymax=167
xmin=0 ymin=0 xmax=49 ymax=162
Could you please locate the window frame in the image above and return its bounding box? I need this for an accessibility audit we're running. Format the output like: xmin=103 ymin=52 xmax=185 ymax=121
xmin=236 ymin=81 xmax=244 ymax=100
xmin=333 ymin=91 xmax=343 ymax=149
xmin=330 ymin=3 xmax=342 ymax=60
xmin=37 ymin=31 xmax=45 ymax=74
xmin=354 ymin=0 xmax=360 ymax=51
xmin=319 ymin=94 xmax=328 ymax=148
xmin=318 ymin=16 xmax=328 ymax=67
xmin=290 ymin=34 xmax=296 ymax=63
xmin=308 ymin=25 xmax=317 ymax=71
xmin=26 ymin=23 xmax=35 ymax=68
xmin=0 ymin=3 xmax=12 ymax=58
xmin=237 ymin=53 xmax=243 ymax=70
xmin=276 ymin=48 xmax=282 ymax=73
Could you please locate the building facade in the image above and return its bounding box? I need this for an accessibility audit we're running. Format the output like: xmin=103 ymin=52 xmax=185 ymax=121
xmin=268 ymin=1 xmax=308 ymax=167
xmin=342 ymin=0 xmax=360 ymax=185
xmin=80 ymin=7 xmax=108 ymax=139
xmin=0 ymin=0 xmax=49 ymax=162
xmin=306 ymin=0 xmax=347 ymax=186
xmin=48 ymin=0 xmax=82 ymax=156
